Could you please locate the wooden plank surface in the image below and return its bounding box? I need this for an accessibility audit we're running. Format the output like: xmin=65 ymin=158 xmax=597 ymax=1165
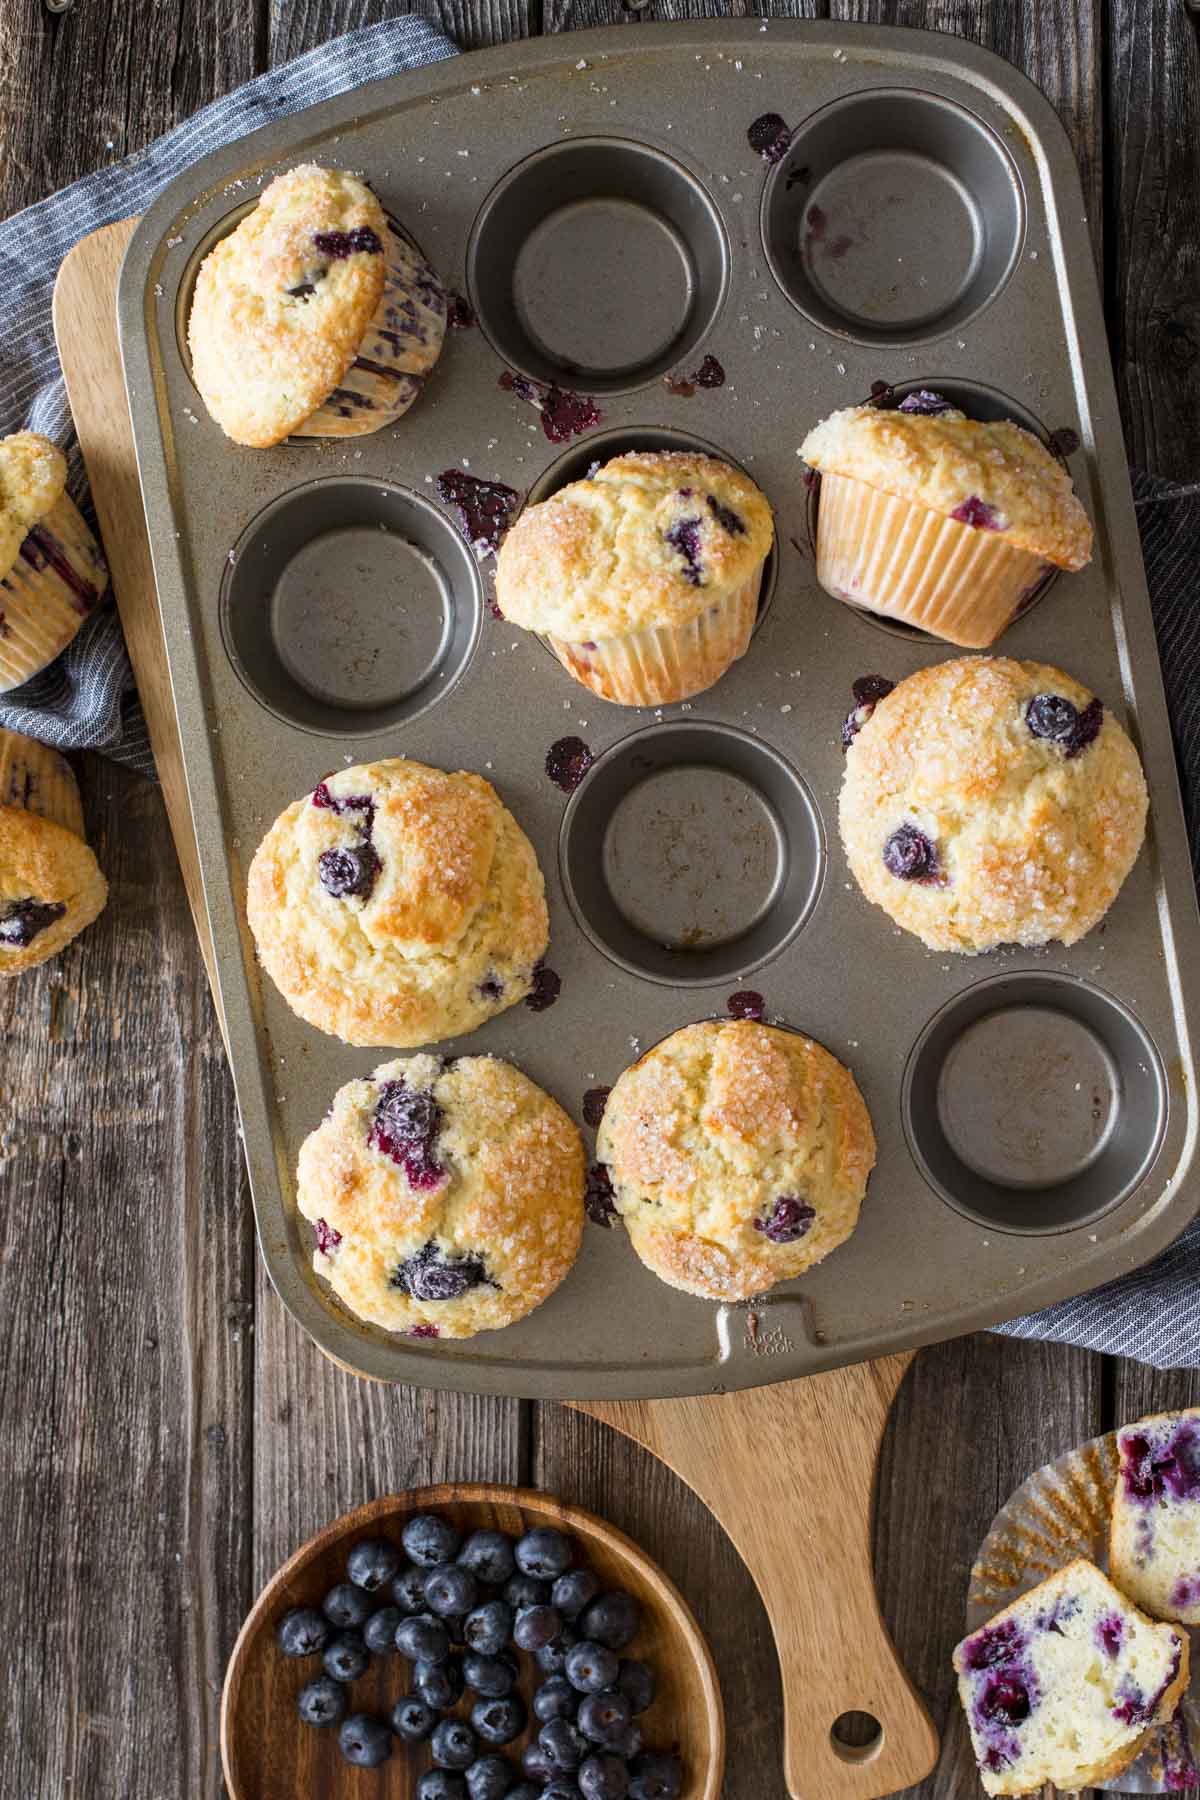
xmin=1 ymin=0 xmax=1198 ymax=1795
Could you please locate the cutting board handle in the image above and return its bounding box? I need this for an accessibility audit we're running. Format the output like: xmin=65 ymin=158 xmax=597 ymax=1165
xmin=572 ymin=1353 xmax=939 ymax=1799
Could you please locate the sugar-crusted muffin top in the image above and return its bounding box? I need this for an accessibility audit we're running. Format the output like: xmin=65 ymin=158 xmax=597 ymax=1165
xmin=0 ymin=805 xmax=107 ymax=975
xmin=954 ymin=1558 xmax=1189 ymax=1796
xmin=296 ymin=1052 xmax=585 ymax=1340
xmin=246 ymin=759 xmax=548 ymax=1048
xmin=595 ymin=1019 xmax=875 ymax=1301
xmin=0 ymin=433 xmax=67 ymax=581
xmin=1111 ymin=1408 xmax=1200 ymax=1626
xmin=839 ymin=656 xmax=1148 ymax=954
xmin=188 ymin=164 xmax=389 ymax=447
xmin=494 ymin=451 xmax=775 ymax=641
xmin=800 ymin=403 xmax=1093 ymax=569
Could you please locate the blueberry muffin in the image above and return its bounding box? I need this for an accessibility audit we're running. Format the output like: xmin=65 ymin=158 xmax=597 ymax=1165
xmin=0 ymin=432 xmax=108 ymax=691
xmin=840 ymin=657 xmax=1148 ymax=953
xmin=494 ymin=451 xmax=774 ymax=706
xmin=0 ymin=728 xmax=107 ymax=974
xmin=246 ymin=760 xmax=548 ymax=1047
xmin=801 ymin=395 xmax=1092 ymax=647
xmin=954 ymin=1559 xmax=1188 ymax=1795
xmin=297 ymin=1053 xmax=585 ymax=1339
xmin=1111 ymin=1410 xmax=1200 ymax=1625
xmin=187 ymin=164 xmax=445 ymax=447
xmin=594 ymin=1019 xmax=875 ymax=1301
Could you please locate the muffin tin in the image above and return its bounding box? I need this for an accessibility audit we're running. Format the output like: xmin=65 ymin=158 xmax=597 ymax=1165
xmin=118 ymin=20 xmax=1200 ymax=1397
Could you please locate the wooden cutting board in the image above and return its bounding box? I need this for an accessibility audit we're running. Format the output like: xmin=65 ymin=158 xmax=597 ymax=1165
xmin=53 ymin=217 xmax=940 ymax=1800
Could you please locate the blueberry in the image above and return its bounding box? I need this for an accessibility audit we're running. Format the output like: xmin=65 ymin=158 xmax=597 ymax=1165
xmin=276 ymin=1606 xmax=329 ymax=1657
xmin=464 ymin=1601 xmax=513 ymax=1659
xmin=579 ymin=1592 xmax=640 ymax=1652
xmin=577 ymin=1691 xmax=633 ymax=1749
xmin=516 ymin=1528 xmax=574 ymax=1581
xmin=338 ymin=1713 xmax=393 ymax=1768
xmin=393 ymin=1241 xmax=491 ymax=1301
xmin=540 ymin=1717 xmax=589 ymax=1772
xmin=396 ymin=1612 xmax=452 ymax=1663
xmin=426 ymin=1561 xmax=480 ymax=1618
xmin=464 ymin=1651 xmax=519 ymax=1697
xmin=754 ymin=1196 xmax=816 ymax=1245
xmin=416 ymin=1654 xmax=465 ymax=1710
xmin=543 ymin=1786 xmax=584 ymax=1800
xmin=1026 ymin=692 xmax=1103 ymax=757
xmin=664 ymin=516 xmax=703 ymax=586
xmin=552 ymin=1570 xmax=600 ymax=1620
xmin=392 ymin=1694 xmax=439 ymax=1741
xmin=579 ymin=1753 xmax=631 ymax=1800
xmin=545 ymin=736 xmax=595 ymax=795
xmin=628 ymin=1752 xmax=684 ymax=1800
xmin=882 ymin=824 xmax=938 ymax=883
xmin=535 ymin=1675 xmax=580 ymax=1723
xmin=322 ymin=1582 xmax=372 ymax=1629
xmin=523 ymin=1740 xmax=557 ymax=1784
xmin=0 ymin=898 xmax=65 ymax=948
xmin=297 ymin=1674 xmax=347 ymax=1727
xmin=505 ymin=1572 xmax=551 ymax=1611
xmin=535 ymin=1624 xmax=579 ymax=1676
xmin=617 ymin=1723 xmax=645 ymax=1762
xmin=515 ymin=1604 xmax=564 ymax=1651
xmin=364 ymin=1604 xmax=404 ymax=1653
xmin=472 ymin=1694 xmax=527 ymax=1746
xmin=347 ymin=1536 xmax=402 ymax=1591
xmin=616 ymin=1660 xmax=655 ymax=1715
xmin=897 ymin=389 xmax=955 ymax=416
xmin=706 ymin=494 xmax=746 ymax=537
xmin=313 ymin=226 xmax=384 ymax=258
xmin=433 ymin=1716 xmax=480 ymax=1770
xmin=459 ymin=1529 xmax=517 ymax=1585
xmin=323 ymin=1630 xmax=370 ymax=1683
xmin=508 ymin=1786 xmax=543 ymax=1800
xmin=466 ymin=1754 xmax=518 ymax=1800
xmin=566 ymin=1640 xmax=620 ymax=1695
xmin=950 ymin=495 xmax=1002 ymax=530
xmin=419 ymin=1773 xmax=470 ymax=1800
xmin=318 ymin=843 xmax=381 ymax=902
xmin=394 ymin=1563 xmax=432 ymax=1612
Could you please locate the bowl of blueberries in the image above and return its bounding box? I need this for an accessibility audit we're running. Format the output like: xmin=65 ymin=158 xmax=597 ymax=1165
xmin=221 ymin=1485 xmax=722 ymax=1798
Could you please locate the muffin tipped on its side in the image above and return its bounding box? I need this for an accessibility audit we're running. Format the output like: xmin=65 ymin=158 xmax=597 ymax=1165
xmin=1111 ymin=1409 xmax=1200 ymax=1625
xmin=0 ymin=729 xmax=107 ymax=975
xmin=0 ymin=433 xmax=109 ymax=692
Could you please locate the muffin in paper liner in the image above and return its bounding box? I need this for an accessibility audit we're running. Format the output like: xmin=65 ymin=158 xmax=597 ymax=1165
xmin=0 ymin=439 xmax=109 ymax=694
xmin=0 ymin=727 xmax=106 ymax=975
xmin=0 ymin=729 xmax=85 ymax=838
xmin=967 ymin=1431 xmax=1200 ymax=1793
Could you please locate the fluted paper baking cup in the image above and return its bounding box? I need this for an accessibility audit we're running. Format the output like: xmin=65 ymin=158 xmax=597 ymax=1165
xmin=0 ymin=728 xmax=85 ymax=838
xmin=815 ymin=472 xmax=1049 ymax=649
xmin=967 ymin=1431 xmax=1200 ymax=1793
xmin=0 ymin=494 xmax=109 ymax=693
xmin=546 ymin=567 xmax=762 ymax=707
xmin=297 ymin=223 xmax=447 ymax=438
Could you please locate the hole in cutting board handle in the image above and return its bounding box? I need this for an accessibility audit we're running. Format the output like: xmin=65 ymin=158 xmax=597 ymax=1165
xmin=830 ymin=1711 xmax=885 ymax=1765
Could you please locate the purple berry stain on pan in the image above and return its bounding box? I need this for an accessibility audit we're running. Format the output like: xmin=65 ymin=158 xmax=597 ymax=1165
xmin=526 ymin=962 xmax=562 ymax=1012
xmin=545 ymin=737 xmax=594 ymax=794
xmin=582 ymin=1087 xmax=611 ymax=1129
xmin=1047 ymin=426 xmax=1081 ymax=458
xmin=726 ymin=990 xmax=765 ymax=1021
xmin=585 ymin=1163 xmax=618 ymax=1227
xmin=436 ymin=469 xmax=521 ymax=557
xmin=446 ymin=291 xmax=476 ymax=329
xmin=664 ymin=353 xmax=726 ymax=397
xmin=747 ymin=112 xmax=792 ymax=164
xmin=498 ymin=370 xmax=602 ymax=443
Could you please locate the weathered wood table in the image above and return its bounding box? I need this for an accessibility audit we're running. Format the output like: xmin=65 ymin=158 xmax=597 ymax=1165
xmin=2 ymin=0 xmax=1198 ymax=1793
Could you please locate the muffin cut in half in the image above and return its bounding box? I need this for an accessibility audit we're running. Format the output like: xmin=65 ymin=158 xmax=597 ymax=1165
xmin=1111 ymin=1409 xmax=1200 ymax=1625
xmin=0 ymin=728 xmax=107 ymax=975
xmin=0 ymin=432 xmax=108 ymax=692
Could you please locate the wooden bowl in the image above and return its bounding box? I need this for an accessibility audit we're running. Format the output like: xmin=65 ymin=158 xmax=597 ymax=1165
xmin=221 ymin=1483 xmax=724 ymax=1799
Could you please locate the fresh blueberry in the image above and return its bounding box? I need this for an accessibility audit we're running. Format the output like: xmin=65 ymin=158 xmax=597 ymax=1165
xmin=566 ymin=1641 xmax=620 ymax=1695
xmin=392 ymin=1694 xmax=439 ymax=1742
xmin=628 ymin=1753 xmax=683 ymax=1800
xmin=466 ymin=1754 xmax=518 ymax=1800
xmin=516 ymin=1529 xmax=574 ymax=1581
xmin=338 ymin=1713 xmax=393 ymax=1768
xmin=322 ymin=1582 xmax=372 ymax=1629
xmin=276 ymin=1606 xmax=329 ymax=1657
xmin=297 ymin=1674 xmax=347 ymax=1728
xmin=394 ymin=1563 xmax=432 ymax=1612
xmin=318 ymin=843 xmax=381 ymax=902
xmin=535 ymin=1675 xmax=580 ymax=1723
xmin=464 ymin=1651 xmax=520 ymax=1698
xmin=552 ymin=1570 xmax=601 ymax=1621
xmin=540 ymin=1717 xmax=589 ymax=1772
xmin=616 ymin=1660 xmax=655 ymax=1715
xmin=403 ymin=1513 xmax=463 ymax=1567
xmin=515 ymin=1605 xmax=564 ymax=1651
xmin=523 ymin=1741 xmax=557 ymax=1785
xmin=364 ymin=1605 xmax=404 ymax=1653
xmin=426 ymin=1562 xmax=480 ymax=1618
xmin=433 ymin=1717 xmax=480 ymax=1770
xmin=465 ymin=1599 xmax=514 ymax=1655
xmin=579 ymin=1592 xmax=640 ymax=1652
xmin=754 ymin=1196 xmax=816 ymax=1245
xmin=323 ymin=1630 xmax=370 ymax=1683
xmin=505 ymin=1572 xmax=551 ymax=1611
xmin=543 ymin=1786 xmax=584 ymax=1800
xmin=419 ymin=1773 xmax=470 ymax=1800
xmin=882 ymin=824 xmax=938 ymax=883
xmin=416 ymin=1654 xmax=465 ymax=1710
xmin=506 ymin=1785 xmax=542 ymax=1800
xmin=577 ymin=1691 xmax=633 ymax=1749
xmin=396 ymin=1612 xmax=452 ymax=1663
xmin=459 ymin=1529 xmax=518 ymax=1585
xmin=579 ymin=1753 xmax=631 ymax=1800
xmin=535 ymin=1624 xmax=579 ymax=1676
xmin=1026 ymin=693 xmax=1103 ymax=757
xmin=471 ymin=1694 xmax=527 ymax=1746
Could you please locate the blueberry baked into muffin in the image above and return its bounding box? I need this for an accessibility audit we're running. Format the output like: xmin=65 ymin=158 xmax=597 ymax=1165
xmin=0 ymin=728 xmax=107 ymax=975
xmin=494 ymin=450 xmax=774 ymax=706
xmin=594 ymin=1019 xmax=875 ymax=1301
xmin=296 ymin=1053 xmax=585 ymax=1339
xmin=0 ymin=432 xmax=109 ymax=691
xmin=1111 ymin=1410 xmax=1200 ymax=1625
xmin=187 ymin=164 xmax=446 ymax=447
xmin=801 ymin=395 xmax=1092 ymax=647
xmin=954 ymin=1558 xmax=1189 ymax=1795
xmin=246 ymin=759 xmax=549 ymax=1048
xmin=840 ymin=656 xmax=1148 ymax=953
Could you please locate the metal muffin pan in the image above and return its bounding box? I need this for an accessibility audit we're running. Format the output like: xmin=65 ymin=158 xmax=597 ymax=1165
xmin=118 ymin=21 xmax=1200 ymax=1398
